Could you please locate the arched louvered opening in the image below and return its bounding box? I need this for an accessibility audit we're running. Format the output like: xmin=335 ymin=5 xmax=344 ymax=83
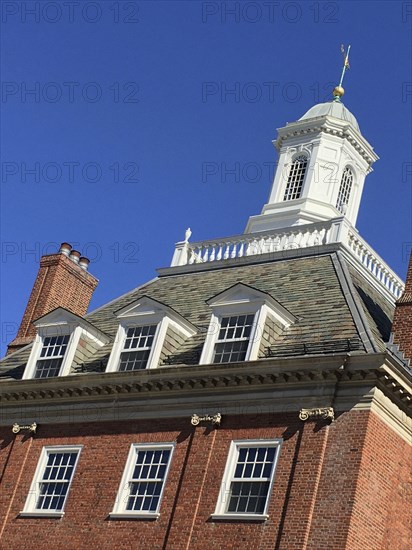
xmin=336 ymin=167 xmax=353 ymax=214
xmin=283 ymin=155 xmax=308 ymax=201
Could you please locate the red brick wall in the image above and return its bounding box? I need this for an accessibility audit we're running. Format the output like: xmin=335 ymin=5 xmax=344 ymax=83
xmin=0 ymin=410 xmax=410 ymax=550
xmin=7 ymin=253 xmax=98 ymax=354
xmin=346 ymin=412 xmax=412 ymax=550
xmin=392 ymin=252 xmax=412 ymax=362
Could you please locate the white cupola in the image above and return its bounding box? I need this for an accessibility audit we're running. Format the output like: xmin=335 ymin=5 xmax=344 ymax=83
xmin=245 ymin=94 xmax=379 ymax=234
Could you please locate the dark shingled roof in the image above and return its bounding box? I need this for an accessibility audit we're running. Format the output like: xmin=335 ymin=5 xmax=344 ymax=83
xmin=0 ymin=250 xmax=395 ymax=379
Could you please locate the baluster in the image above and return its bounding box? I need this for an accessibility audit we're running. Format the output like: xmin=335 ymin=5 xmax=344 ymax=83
xmin=224 ymin=243 xmax=230 ymax=259
xmin=210 ymin=245 xmax=216 ymax=262
xmin=238 ymin=242 xmax=244 ymax=257
xmin=231 ymin=242 xmax=237 ymax=258
xmin=362 ymin=249 xmax=368 ymax=268
xmin=202 ymin=247 xmax=209 ymax=262
xmin=247 ymin=240 xmax=256 ymax=256
xmin=376 ymin=264 xmax=382 ymax=282
xmin=217 ymin=244 xmax=223 ymax=260
xmin=381 ymin=269 xmax=387 ymax=289
xmin=188 ymin=247 xmax=195 ymax=265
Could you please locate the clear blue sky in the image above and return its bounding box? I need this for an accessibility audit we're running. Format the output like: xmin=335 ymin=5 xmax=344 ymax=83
xmin=1 ymin=0 xmax=411 ymax=355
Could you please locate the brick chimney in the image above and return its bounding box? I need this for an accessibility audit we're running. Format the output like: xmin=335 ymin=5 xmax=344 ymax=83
xmin=7 ymin=243 xmax=98 ymax=355
xmin=391 ymin=252 xmax=412 ymax=363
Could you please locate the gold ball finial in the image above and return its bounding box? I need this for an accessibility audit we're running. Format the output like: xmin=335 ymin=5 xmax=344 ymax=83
xmin=333 ymin=85 xmax=345 ymax=99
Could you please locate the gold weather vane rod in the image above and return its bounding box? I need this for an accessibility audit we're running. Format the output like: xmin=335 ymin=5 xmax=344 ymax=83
xmin=333 ymin=44 xmax=351 ymax=101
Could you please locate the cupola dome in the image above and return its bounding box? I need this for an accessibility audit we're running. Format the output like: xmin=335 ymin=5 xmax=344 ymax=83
xmin=299 ymin=100 xmax=360 ymax=132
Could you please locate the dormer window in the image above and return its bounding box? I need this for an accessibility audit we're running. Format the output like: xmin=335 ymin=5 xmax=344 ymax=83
xmin=336 ymin=166 xmax=353 ymax=214
xmin=283 ymin=155 xmax=307 ymax=201
xmin=34 ymin=335 xmax=70 ymax=379
xmin=213 ymin=315 xmax=255 ymax=364
xmin=119 ymin=325 xmax=157 ymax=371
xmin=200 ymin=284 xmax=295 ymax=365
xmin=106 ymin=296 xmax=196 ymax=373
xmin=23 ymin=308 xmax=110 ymax=380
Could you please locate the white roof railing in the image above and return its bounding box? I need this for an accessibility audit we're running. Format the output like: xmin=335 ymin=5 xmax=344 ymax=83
xmin=170 ymin=218 xmax=404 ymax=303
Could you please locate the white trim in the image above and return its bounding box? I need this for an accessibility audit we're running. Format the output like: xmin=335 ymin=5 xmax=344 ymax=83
xmin=23 ymin=308 xmax=109 ymax=380
xmin=21 ymin=445 xmax=82 ymax=516
xmin=111 ymin=442 xmax=175 ymax=517
xmin=23 ymin=331 xmax=73 ymax=380
xmin=200 ymin=284 xmax=293 ymax=365
xmin=200 ymin=311 xmax=258 ymax=365
xmin=107 ymin=298 xmax=196 ymax=373
xmin=108 ymin=512 xmax=160 ymax=520
xmin=213 ymin=439 xmax=282 ymax=519
xmin=210 ymin=513 xmax=268 ymax=521
xmin=19 ymin=511 xmax=65 ymax=518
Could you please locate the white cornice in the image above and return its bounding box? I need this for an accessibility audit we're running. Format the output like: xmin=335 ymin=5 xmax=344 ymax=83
xmin=0 ymin=353 xmax=410 ymax=429
xmin=274 ymin=116 xmax=379 ymax=165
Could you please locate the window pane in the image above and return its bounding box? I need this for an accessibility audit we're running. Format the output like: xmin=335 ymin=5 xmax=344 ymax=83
xmin=35 ymin=335 xmax=70 ymax=379
xmin=214 ymin=340 xmax=248 ymax=363
xmin=119 ymin=349 xmax=151 ymax=371
xmin=34 ymin=358 xmax=64 ymax=379
xmin=223 ymin=444 xmax=279 ymax=516
xmin=336 ymin=167 xmax=353 ymax=214
xmin=227 ymin=481 xmax=270 ymax=514
xmin=124 ymin=448 xmax=172 ymax=514
xmin=119 ymin=325 xmax=157 ymax=371
xmin=35 ymin=451 xmax=79 ymax=511
xmin=283 ymin=155 xmax=308 ymax=201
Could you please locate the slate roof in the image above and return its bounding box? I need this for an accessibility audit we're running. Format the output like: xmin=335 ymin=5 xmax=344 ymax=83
xmin=0 ymin=249 xmax=394 ymax=380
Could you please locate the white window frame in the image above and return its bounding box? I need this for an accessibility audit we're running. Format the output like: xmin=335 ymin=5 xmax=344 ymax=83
xmin=24 ymin=327 xmax=79 ymax=380
xmin=23 ymin=308 xmax=109 ymax=380
xmin=200 ymin=284 xmax=295 ymax=365
xmin=201 ymin=306 xmax=261 ymax=365
xmin=212 ymin=439 xmax=282 ymax=521
xmin=212 ymin=313 xmax=256 ymax=364
xmin=20 ymin=445 xmax=82 ymax=518
xmin=283 ymin=154 xmax=308 ymax=201
xmin=106 ymin=297 xmax=196 ymax=373
xmin=109 ymin=442 xmax=175 ymax=519
xmin=336 ymin=166 xmax=354 ymax=214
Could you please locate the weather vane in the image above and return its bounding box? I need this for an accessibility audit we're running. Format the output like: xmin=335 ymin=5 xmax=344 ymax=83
xmin=333 ymin=44 xmax=351 ymax=101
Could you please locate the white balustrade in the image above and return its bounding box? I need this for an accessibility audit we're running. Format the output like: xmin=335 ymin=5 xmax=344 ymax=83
xmin=171 ymin=219 xmax=405 ymax=301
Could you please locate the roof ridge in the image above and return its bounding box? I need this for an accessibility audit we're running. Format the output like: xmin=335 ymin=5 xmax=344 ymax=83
xmin=332 ymin=251 xmax=379 ymax=353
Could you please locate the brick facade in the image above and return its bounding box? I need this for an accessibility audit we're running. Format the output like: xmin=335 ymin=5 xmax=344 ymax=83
xmin=0 ymin=410 xmax=410 ymax=550
xmin=392 ymin=253 xmax=412 ymax=362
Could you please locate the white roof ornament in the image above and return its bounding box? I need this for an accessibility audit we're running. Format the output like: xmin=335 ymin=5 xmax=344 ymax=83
xmin=184 ymin=228 xmax=192 ymax=243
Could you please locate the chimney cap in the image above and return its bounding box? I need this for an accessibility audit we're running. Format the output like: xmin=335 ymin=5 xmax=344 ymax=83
xmin=59 ymin=242 xmax=72 ymax=256
xmin=69 ymin=250 xmax=81 ymax=263
xmin=79 ymin=257 xmax=90 ymax=271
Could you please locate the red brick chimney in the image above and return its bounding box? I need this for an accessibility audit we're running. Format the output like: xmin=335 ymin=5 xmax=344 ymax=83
xmin=391 ymin=252 xmax=412 ymax=362
xmin=7 ymin=243 xmax=98 ymax=355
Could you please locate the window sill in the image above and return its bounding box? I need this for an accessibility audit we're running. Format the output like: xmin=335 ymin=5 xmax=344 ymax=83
xmin=19 ymin=511 xmax=64 ymax=518
xmin=210 ymin=513 xmax=269 ymax=522
xmin=108 ymin=512 xmax=160 ymax=520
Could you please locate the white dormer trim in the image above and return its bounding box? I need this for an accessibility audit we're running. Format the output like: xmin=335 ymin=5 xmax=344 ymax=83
xmin=199 ymin=284 xmax=295 ymax=365
xmin=23 ymin=308 xmax=110 ymax=380
xmin=106 ymin=296 xmax=196 ymax=373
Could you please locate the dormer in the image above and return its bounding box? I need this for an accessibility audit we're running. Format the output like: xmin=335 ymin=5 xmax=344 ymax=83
xmin=199 ymin=284 xmax=295 ymax=365
xmin=106 ymin=296 xmax=197 ymax=372
xmin=22 ymin=308 xmax=110 ymax=380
